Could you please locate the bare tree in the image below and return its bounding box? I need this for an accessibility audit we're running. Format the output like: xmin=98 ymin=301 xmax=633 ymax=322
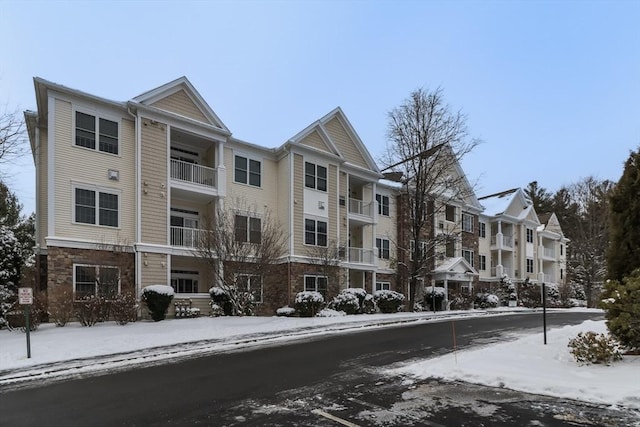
xmin=305 ymin=239 xmax=348 ymax=292
xmin=383 ymin=87 xmax=480 ymax=311
xmin=1 ymin=106 xmax=27 ymax=171
xmin=196 ymin=202 xmax=287 ymax=315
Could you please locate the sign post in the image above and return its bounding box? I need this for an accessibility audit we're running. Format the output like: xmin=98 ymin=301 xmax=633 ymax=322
xmin=542 ymin=282 xmax=547 ymax=345
xmin=18 ymin=287 xmax=33 ymax=358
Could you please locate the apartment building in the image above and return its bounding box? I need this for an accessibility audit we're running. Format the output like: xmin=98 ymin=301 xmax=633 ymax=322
xmin=25 ymin=76 xmax=568 ymax=316
xmin=477 ymin=188 xmax=568 ymax=291
xmin=25 ymin=77 xmax=401 ymax=316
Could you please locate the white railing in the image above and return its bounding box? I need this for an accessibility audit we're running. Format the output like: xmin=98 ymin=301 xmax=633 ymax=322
xmin=348 ymin=198 xmax=373 ymax=217
xmin=544 ymin=247 xmax=555 ymax=258
xmin=348 ymin=247 xmax=374 ymax=264
xmin=490 ymin=267 xmax=511 ymax=277
xmin=490 ymin=235 xmax=513 ymax=248
xmin=170 ymin=159 xmax=216 ymax=188
xmin=170 ymin=226 xmax=206 ymax=248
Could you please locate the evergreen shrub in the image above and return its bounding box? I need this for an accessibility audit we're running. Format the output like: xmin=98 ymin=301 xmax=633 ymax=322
xmin=374 ymin=290 xmax=404 ymax=313
xmin=294 ymin=291 xmax=324 ymax=317
xmin=141 ymin=285 xmax=175 ymax=321
xmin=568 ymin=331 xmax=622 ymax=365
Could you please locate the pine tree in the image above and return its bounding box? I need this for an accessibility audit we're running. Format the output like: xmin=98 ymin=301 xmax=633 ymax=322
xmin=607 ymin=148 xmax=640 ymax=281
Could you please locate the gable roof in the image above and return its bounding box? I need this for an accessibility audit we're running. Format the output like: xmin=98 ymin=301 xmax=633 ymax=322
xmin=479 ymin=187 xmax=539 ymax=223
xmin=433 ymin=256 xmax=478 ymax=276
xmin=287 ymin=107 xmax=382 ymax=175
xmin=133 ymin=77 xmax=229 ymax=132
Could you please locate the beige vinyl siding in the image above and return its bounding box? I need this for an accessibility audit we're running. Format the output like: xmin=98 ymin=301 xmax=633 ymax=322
xmin=151 ymin=90 xmax=209 ymax=123
xmin=225 ymin=147 xmax=278 ymax=212
xmin=53 ymin=98 xmax=136 ymax=244
xmin=300 ymin=130 xmax=331 ymax=154
xmin=140 ymin=253 xmax=168 ymax=287
xmin=292 ymin=154 xmax=304 ymax=255
xmin=141 ymin=118 xmax=168 ymax=245
xmin=328 ymin=164 xmax=338 ymax=243
xmin=38 ymin=128 xmax=49 ymax=246
xmin=324 ymin=117 xmax=368 ymax=169
xmin=338 ymin=168 xmax=347 ymax=245
xmin=277 ymin=155 xmax=290 ymax=245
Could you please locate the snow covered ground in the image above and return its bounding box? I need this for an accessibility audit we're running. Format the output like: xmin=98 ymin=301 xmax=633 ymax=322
xmin=1 ymin=308 xmax=638 ymax=413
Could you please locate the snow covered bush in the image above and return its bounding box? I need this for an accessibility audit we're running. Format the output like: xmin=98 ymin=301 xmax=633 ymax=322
xmin=316 ymin=308 xmax=346 ymax=317
xmin=209 ymin=286 xmax=233 ymax=316
xmin=48 ymin=285 xmax=74 ymax=327
xmin=449 ymin=289 xmax=473 ymax=310
xmin=294 ymin=291 xmax=324 ymax=317
xmin=374 ymin=290 xmax=404 ymax=313
xmin=276 ymin=306 xmax=295 ymax=317
xmin=329 ymin=290 xmax=360 ymax=315
xmin=518 ymin=278 xmax=541 ymax=308
xmin=141 ymin=285 xmax=174 ymax=322
xmin=75 ymin=295 xmax=105 ymax=326
xmin=111 ymin=292 xmax=138 ymax=325
xmin=362 ymin=293 xmax=376 ymax=314
xmin=568 ymin=331 xmax=622 ymax=365
xmin=499 ymin=274 xmax=517 ymax=305
xmin=475 ymin=293 xmax=499 ymax=309
xmin=0 ymin=282 xmax=16 ymax=329
xmin=601 ymin=271 xmax=640 ymax=352
xmin=210 ymin=303 xmax=224 ymax=317
xmin=208 ymin=286 xmax=255 ymax=316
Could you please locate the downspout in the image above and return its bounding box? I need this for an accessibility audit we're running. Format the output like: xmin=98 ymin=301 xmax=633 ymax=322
xmin=127 ymin=105 xmax=142 ymax=307
xmin=34 ymin=122 xmax=41 ymax=291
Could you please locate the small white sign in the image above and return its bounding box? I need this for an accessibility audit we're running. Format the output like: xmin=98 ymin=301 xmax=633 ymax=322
xmin=18 ymin=287 xmax=33 ymax=305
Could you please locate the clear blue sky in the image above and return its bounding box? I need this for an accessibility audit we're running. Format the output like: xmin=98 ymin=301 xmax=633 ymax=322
xmin=1 ymin=0 xmax=638 ymax=215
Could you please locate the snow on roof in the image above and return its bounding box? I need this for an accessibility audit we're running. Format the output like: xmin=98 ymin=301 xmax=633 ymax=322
xmin=478 ymin=188 xmax=519 ymax=216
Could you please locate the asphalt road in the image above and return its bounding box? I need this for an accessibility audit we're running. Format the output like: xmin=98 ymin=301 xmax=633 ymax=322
xmin=3 ymin=311 xmax=634 ymax=426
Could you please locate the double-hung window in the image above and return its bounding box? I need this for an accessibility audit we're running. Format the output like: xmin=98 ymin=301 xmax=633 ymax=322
xmin=376 ymin=238 xmax=390 ymax=260
xmin=445 ymin=205 xmax=456 ymax=222
xmin=74 ymin=265 xmax=120 ymax=300
xmin=75 ymin=187 xmax=119 ymax=227
xmin=235 ymin=215 xmax=261 ymax=244
xmin=526 ymin=258 xmax=534 ymax=273
xmin=376 ymin=194 xmax=390 ymax=216
xmin=305 ymin=219 xmax=327 ymax=246
xmin=479 ymin=255 xmax=487 ymax=271
xmin=375 ymin=282 xmax=391 ymax=291
xmin=171 ymin=270 xmax=199 ymax=293
xmin=478 ymin=222 xmax=486 ymax=238
xmin=462 ymin=249 xmax=474 ymax=267
xmin=304 ymin=162 xmax=327 ymax=191
xmin=462 ymin=213 xmax=474 ymax=233
xmin=234 ymin=155 xmax=261 ymax=187
xmin=304 ymin=275 xmax=328 ymax=297
xmin=526 ymin=228 xmax=534 ymax=243
xmin=75 ymin=111 xmax=119 ymax=155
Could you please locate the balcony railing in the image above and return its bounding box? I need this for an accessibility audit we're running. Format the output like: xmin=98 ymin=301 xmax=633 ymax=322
xmin=543 ymin=247 xmax=555 ymax=258
xmin=170 ymin=226 xmax=206 ymax=248
xmin=348 ymin=247 xmax=374 ymax=264
xmin=348 ymin=198 xmax=373 ymax=217
xmin=170 ymin=159 xmax=216 ymax=188
xmin=490 ymin=267 xmax=511 ymax=277
xmin=490 ymin=235 xmax=513 ymax=248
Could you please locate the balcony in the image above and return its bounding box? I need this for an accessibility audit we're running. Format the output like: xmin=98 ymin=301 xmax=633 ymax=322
xmin=348 ymin=247 xmax=374 ymax=264
xmin=543 ymin=273 xmax=556 ymax=283
xmin=170 ymin=226 xmax=207 ymax=249
xmin=490 ymin=234 xmax=514 ymax=250
xmin=348 ymin=198 xmax=374 ymax=224
xmin=170 ymin=159 xmax=218 ymax=193
xmin=542 ymin=247 xmax=555 ymax=259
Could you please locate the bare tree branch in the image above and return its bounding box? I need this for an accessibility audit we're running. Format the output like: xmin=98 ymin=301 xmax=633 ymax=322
xmin=0 ymin=106 xmax=27 ymax=171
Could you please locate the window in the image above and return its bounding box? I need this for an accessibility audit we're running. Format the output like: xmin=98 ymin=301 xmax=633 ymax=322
xmin=171 ymin=270 xmax=199 ymax=294
xmin=376 ymin=238 xmax=390 ymax=260
xmin=526 ymin=258 xmax=534 ymax=273
xmin=304 ymin=275 xmax=328 ymax=297
xmin=376 ymin=194 xmax=389 ymax=216
xmin=304 ymin=162 xmax=327 ymax=191
xmin=462 ymin=249 xmax=474 ymax=267
xmin=462 ymin=213 xmax=474 ymax=233
xmin=445 ymin=205 xmax=456 ymax=222
xmin=526 ymin=228 xmax=534 ymax=243
xmin=75 ymin=111 xmax=118 ymax=155
xmin=478 ymin=222 xmax=486 ymax=238
xmin=375 ymin=282 xmax=391 ymax=291
xmin=560 ymin=244 xmax=564 ymax=256
xmin=479 ymin=255 xmax=487 ymax=271
xmin=234 ymin=155 xmax=261 ymax=187
xmin=75 ymin=187 xmax=119 ymax=227
xmin=446 ymin=239 xmax=455 ymax=258
xmin=305 ymin=219 xmax=327 ymax=246
xmin=237 ymin=274 xmax=263 ymax=303
xmin=560 ymin=268 xmax=564 ymax=279
xmin=74 ymin=265 xmax=119 ymax=300
xmin=235 ymin=215 xmax=261 ymax=244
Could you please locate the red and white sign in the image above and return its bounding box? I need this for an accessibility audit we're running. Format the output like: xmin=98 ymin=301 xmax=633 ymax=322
xmin=18 ymin=287 xmax=33 ymax=305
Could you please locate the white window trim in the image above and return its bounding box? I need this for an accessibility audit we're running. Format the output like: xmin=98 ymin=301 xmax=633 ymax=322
xmin=170 ymin=270 xmax=205 ymax=295
xmin=304 ymin=217 xmax=328 ymax=247
xmin=304 ymin=274 xmax=328 ymax=293
xmin=376 ymin=194 xmax=390 ymax=216
xmin=234 ymin=212 xmax=262 ymax=244
xmin=233 ymin=151 xmax=262 ymax=188
xmin=304 ymin=160 xmax=328 ymax=192
xmin=462 ymin=213 xmax=474 ymax=233
xmin=462 ymin=249 xmax=474 ymax=267
xmin=236 ymin=273 xmax=263 ymax=303
xmin=375 ymin=281 xmax=391 ymax=291
xmin=72 ymin=106 xmax=122 ymax=157
xmin=479 ymin=254 xmax=487 ymax=271
xmin=376 ymin=237 xmax=391 ymax=260
xmin=73 ymin=263 xmax=121 ymax=300
xmin=72 ymin=182 xmax=121 ymax=229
